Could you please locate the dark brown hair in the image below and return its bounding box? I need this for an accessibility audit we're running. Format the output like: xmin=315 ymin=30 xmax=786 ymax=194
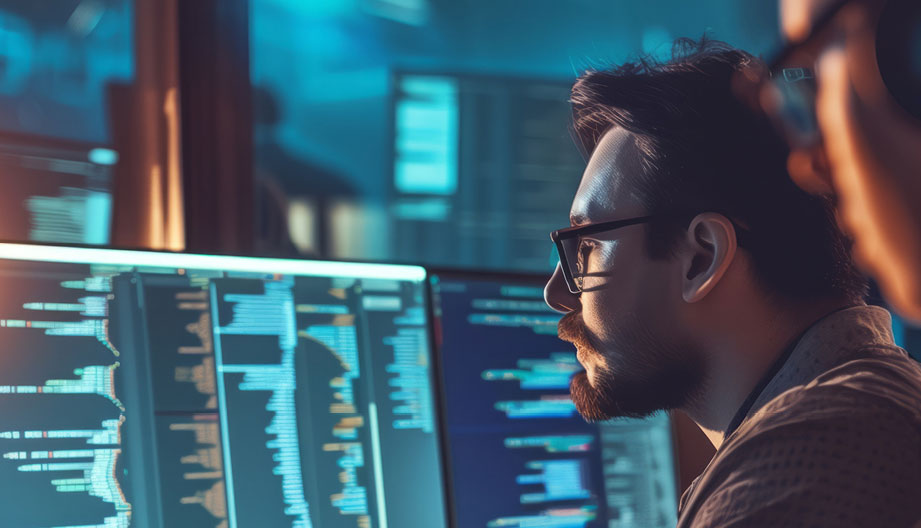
xmin=570 ymin=37 xmax=867 ymax=302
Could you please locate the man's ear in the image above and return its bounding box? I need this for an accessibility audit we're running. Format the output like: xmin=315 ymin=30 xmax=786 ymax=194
xmin=681 ymin=213 xmax=738 ymax=303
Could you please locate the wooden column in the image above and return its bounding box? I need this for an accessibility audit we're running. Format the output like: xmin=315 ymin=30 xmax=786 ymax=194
xmin=176 ymin=0 xmax=254 ymax=254
xmin=110 ymin=0 xmax=185 ymax=251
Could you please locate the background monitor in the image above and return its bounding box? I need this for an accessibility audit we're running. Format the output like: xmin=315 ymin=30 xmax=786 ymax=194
xmin=0 ymin=131 xmax=115 ymax=246
xmin=430 ymin=270 xmax=678 ymax=528
xmin=390 ymin=71 xmax=584 ymax=272
xmin=0 ymin=243 xmax=447 ymax=528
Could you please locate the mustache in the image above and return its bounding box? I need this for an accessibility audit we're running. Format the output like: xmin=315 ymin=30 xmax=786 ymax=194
xmin=557 ymin=311 xmax=592 ymax=348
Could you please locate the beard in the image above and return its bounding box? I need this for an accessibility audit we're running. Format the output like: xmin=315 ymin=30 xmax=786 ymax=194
xmin=558 ymin=310 xmax=704 ymax=422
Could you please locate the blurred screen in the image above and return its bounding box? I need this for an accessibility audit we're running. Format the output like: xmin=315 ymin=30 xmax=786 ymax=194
xmin=250 ymin=0 xmax=779 ymax=267
xmin=0 ymin=244 xmax=447 ymax=528
xmin=392 ymin=73 xmax=583 ymax=272
xmin=0 ymin=1 xmax=132 ymax=246
xmin=431 ymin=272 xmax=678 ymax=528
xmin=0 ymin=132 xmax=114 ymax=245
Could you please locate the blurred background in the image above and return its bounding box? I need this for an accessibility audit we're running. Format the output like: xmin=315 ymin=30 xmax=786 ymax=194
xmin=0 ymin=0 xmax=780 ymax=266
xmin=8 ymin=0 xmax=920 ymax=350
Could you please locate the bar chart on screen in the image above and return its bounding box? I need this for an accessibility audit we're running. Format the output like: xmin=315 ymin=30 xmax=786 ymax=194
xmin=0 ymin=270 xmax=131 ymax=528
xmin=0 ymin=246 xmax=447 ymax=528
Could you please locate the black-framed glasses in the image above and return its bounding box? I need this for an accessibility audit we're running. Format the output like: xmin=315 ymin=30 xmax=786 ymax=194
xmin=550 ymin=215 xmax=672 ymax=294
xmin=551 ymin=213 xmax=751 ymax=294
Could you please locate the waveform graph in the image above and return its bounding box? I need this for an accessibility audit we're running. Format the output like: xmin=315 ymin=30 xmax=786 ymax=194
xmin=180 ymin=480 xmax=228 ymax=528
xmin=0 ymin=277 xmax=122 ymax=404
xmin=0 ymin=362 xmax=124 ymax=411
xmin=298 ymin=311 xmax=374 ymax=527
xmin=0 ymin=266 xmax=131 ymax=527
xmin=303 ymin=321 xmax=360 ymax=417
xmin=14 ymin=447 xmax=130 ymax=524
xmin=359 ymin=283 xmax=454 ymax=528
xmin=143 ymin=285 xmax=220 ymax=412
xmin=210 ymin=277 xmax=312 ymax=528
xmin=383 ymin=306 xmax=435 ymax=433
xmin=155 ymin=413 xmax=228 ymax=528
xmin=0 ymin=400 xmax=129 ymax=528
xmin=323 ymin=441 xmax=370 ymax=524
xmin=174 ymin=356 xmax=217 ymax=409
xmin=332 ymin=416 xmax=364 ymax=441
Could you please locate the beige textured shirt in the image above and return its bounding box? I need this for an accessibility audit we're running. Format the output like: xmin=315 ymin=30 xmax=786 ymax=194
xmin=677 ymin=305 xmax=921 ymax=528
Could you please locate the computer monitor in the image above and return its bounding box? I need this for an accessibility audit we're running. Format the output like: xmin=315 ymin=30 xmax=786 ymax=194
xmin=430 ymin=270 xmax=678 ymax=528
xmin=390 ymin=71 xmax=584 ymax=271
xmin=0 ymin=243 xmax=448 ymax=528
xmin=0 ymin=131 xmax=115 ymax=246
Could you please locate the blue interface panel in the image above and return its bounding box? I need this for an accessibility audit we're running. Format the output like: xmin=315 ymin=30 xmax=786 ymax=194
xmin=0 ymin=244 xmax=447 ymax=528
xmin=431 ymin=273 xmax=677 ymax=528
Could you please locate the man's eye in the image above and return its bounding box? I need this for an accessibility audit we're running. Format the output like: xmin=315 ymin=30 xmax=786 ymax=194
xmin=576 ymin=239 xmax=596 ymax=274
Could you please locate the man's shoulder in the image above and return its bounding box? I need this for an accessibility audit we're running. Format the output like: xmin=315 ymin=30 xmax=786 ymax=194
xmin=752 ymin=344 xmax=921 ymax=428
xmin=728 ymin=345 xmax=921 ymax=462
xmin=686 ymin=409 xmax=921 ymax=527
xmin=678 ymin=346 xmax=921 ymax=528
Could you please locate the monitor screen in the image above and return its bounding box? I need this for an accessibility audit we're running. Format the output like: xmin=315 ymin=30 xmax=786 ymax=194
xmin=0 ymin=243 xmax=447 ymax=528
xmin=431 ymin=271 xmax=678 ymax=528
xmin=0 ymin=132 xmax=114 ymax=246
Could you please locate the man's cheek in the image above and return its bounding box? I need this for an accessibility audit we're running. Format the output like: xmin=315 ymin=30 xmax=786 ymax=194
xmin=580 ymin=299 xmax=612 ymax=344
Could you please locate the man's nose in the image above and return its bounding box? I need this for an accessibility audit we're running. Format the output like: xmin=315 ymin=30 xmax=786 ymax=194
xmin=544 ymin=264 xmax=580 ymax=313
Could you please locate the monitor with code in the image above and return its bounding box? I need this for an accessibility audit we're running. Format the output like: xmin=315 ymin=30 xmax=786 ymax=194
xmin=0 ymin=243 xmax=447 ymax=528
xmin=430 ymin=271 xmax=678 ymax=528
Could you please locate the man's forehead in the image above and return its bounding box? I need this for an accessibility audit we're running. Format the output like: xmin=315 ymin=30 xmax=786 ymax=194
xmin=569 ymin=127 xmax=645 ymax=225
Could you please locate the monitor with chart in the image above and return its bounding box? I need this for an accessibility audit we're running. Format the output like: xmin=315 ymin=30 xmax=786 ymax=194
xmin=430 ymin=270 xmax=678 ymax=528
xmin=0 ymin=243 xmax=447 ymax=528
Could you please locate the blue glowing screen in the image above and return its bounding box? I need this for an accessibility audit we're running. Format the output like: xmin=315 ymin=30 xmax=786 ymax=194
xmin=432 ymin=272 xmax=678 ymax=528
xmin=0 ymin=244 xmax=446 ymax=528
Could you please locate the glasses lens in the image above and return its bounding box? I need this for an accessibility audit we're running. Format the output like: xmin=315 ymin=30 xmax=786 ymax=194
xmin=766 ymin=67 xmax=820 ymax=147
xmin=557 ymin=236 xmax=583 ymax=292
xmin=732 ymin=17 xmax=838 ymax=150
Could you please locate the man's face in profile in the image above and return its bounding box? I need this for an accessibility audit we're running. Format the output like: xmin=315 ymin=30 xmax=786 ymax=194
xmin=544 ymin=127 xmax=704 ymax=421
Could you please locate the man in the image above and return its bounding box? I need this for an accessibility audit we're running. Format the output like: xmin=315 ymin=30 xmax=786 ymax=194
xmin=544 ymin=38 xmax=921 ymax=527
xmin=772 ymin=0 xmax=921 ymax=321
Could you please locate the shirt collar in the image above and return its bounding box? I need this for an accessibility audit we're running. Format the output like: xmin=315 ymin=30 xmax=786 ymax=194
xmin=731 ymin=305 xmax=896 ymax=435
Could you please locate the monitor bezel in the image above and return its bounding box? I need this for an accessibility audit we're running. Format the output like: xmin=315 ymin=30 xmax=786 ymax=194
xmin=0 ymin=239 xmax=428 ymax=282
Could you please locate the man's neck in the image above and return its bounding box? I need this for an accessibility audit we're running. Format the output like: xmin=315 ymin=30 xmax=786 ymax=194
xmin=683 ymin=297 xmax=855 ymax=450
